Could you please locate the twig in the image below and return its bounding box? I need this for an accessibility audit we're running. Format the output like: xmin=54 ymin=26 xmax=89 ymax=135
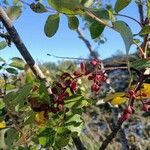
xmin=136 ymin=0 xmax=144 ymax=25
xmin=99 ymin=73 xmax=146 ymax=150
xmin=76 ymin=28 xmax=98 ymax=59
xmin=72 ymin=137 xmax=87 ymax=150
xmin=0 ymin=7 xmax=52 ymax=95
xmin=99 ymin=121 xmax=122 ymax=150
xmin=47 ymin=53 xmax=89 ymax=61
xmin=85 ymin=10 xmax=113 ymax=29
xmin=119 ymin=128 xmax=129 ymax=150
xmin=133 ymin=40 xmax=145 ymax=56
xmin=113 ymin=13 xmax=142 ymax=27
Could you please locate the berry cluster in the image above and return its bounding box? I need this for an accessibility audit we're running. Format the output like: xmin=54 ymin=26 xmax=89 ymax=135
xmin=50 ymin=58 xmax=106 ymax=113
xmin=118 ymin=89 xmax=150 ymax=124
xmin=118 ymin=105 xmax=134 ymax=123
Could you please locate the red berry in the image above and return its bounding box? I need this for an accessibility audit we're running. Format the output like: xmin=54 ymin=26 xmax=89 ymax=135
xmin=80 ymin=62 xmax=85 ymax=73
xmin=61 ymin=73 xmax=70 ymax=80
xmin=88 ymin=75 xmax=93 ymax=80
xmin=128 ymin=90 xmax=136 ymax=99
xmin=124 ymin=106 xmax=133 ymax=114
xmin=118 ymin=113 xmax=131 ymax=123
xmin=51 ymin=107 xmax=58 ymax=113
xmin=101 ymin=75 xmax=107 ymax=82
xmin=70 ymin=81 xmax=77 ymax=91
xmin=142 ymin=104 xmax=149 ymax=112
xmin=58 ymin=104 xmax=63 ymax=111
xmin=91 ymin=83 xmax=100 ymax=92
xmin=145 ymin=99 xmax=150 ymax=105
xmin=65 ymin=79 xmax=72 ymax=86
xmin=73 ymin=70 xmax=81 ymax=76
xmin=91 ymin=59 xmax=98 ymax=65
xmin=52 ymin=87 xmax=58 ymax=94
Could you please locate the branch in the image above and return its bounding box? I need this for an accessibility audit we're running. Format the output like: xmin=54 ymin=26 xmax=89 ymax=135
xmin=76 ymin=28 xmax=98 ymax=59
xmin=119 ymin=128 xmax=129 ymax=150
xmin=0 ymin=7 xmax=52 ymax=95
xmin=72 ymin=137 xmax=87 ymax=150
xmin=99 ymin=122 xmax=122 ymax=150
xmin=0 ymin=32 xmax=12 ymax=46
xmin=136 ymin=0 xmax=144 ymax=25
xmin=99 ymin=73 xmax=146 ymax=150
xmin=47 ymin=53 xmax=89 ymax=61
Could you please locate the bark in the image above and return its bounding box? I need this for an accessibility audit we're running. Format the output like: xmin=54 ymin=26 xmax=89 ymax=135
xmin=72 ymin=137 xmax=87 ymax=150
xmin=0 ymin=7 xmax=52 ymax=94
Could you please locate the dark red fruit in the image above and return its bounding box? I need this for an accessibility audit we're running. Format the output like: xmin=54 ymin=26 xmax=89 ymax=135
xmin=73 ymin=70 xmax=81 ymax=76
xmin=58 ymin=104 xmax=63 ymax=112
xmin=80 ymin=62 xmax=85 ymax=73
xmin=70 ymin=81 xmax=77 ymax=91
xmin=91 ymin=83 xmax=100 ymax=92
xmin=124 ymin=106 xmax=133 ymax=114
xmin=61 ymin=73 xmax=70 ymax=80
xmin=142 ymin=104 xmax=149 ymax=112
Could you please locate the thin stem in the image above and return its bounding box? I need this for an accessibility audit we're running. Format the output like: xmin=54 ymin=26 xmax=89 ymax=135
xmin=103 ymin=66 xmax=128 ymax=71
xmin=47 ymin=53 xmax=89 ymax=61
xmin=76 ymin=28 xmax=98 ymax=59
xmin=113 ymin=13 xmax=142 ymax=27
xmin=133 ymin=40 xmax=145 ymax=57
xmin=85 ymin=10 xmax=113 ymax=29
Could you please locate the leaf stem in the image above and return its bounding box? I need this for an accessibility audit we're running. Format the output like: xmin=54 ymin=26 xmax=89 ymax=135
xmin=85 ymin=10 xmax=113 ymax=29
xmin=113 ymin=13 xmax=142 ymax=27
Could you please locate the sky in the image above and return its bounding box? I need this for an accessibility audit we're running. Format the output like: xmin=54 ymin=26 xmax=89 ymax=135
xmin=0 ymin=0 xmax=142 ymax=63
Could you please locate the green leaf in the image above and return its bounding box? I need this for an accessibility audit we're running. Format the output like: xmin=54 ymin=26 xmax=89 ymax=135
xmin=114 ymin=0 xmax=131 ymax=13
xmin=15 ymin=84 xmax=33 ymax=108
xmin=6 ymin=67 xmax=18 ymax=75
xmin=140 ymin=26 xmax=150 ymax=35
xmin=68 ymin=16 xmax=79 ymax=30
xmin=6 ymin=6 xmax=22 ymax=21
xmin=0 ymin=57 xmax=5 ymax=62
xmin=0 ymin=101 xmax=5 ymax=110
xmin=11 ymin=57 xmax=24 ymax=61
xmin=4 ymin=92 xmax=18 ymax=111
xmin=44 ymin=14 xmax=60 ymax=37
xmin=81 ymin=0 xmax=94 ymax=7
xmin=38 ymin=128 xmax=56 ymax=147
xmin=30 ymin=2 xmax=47 ymax=13
xmin=6 ymin=84 xmax=16 ymax=90
xmin=4 ymin=91 xmax=17 ymax=103
xmin=133 ymin=39 xmax=141 ymax=45
xmin=48 ymin=0 xmax=83 ymax=15
xmin=0 ymin=66 xmax=2 ymax=70
xmin=65 ymin=95 xmax=92 ymax=109
xmin=147 ymin=0 xmax=150 ymax=19
xmin=90 ymin=22 xmax=105 ymax=39
xmin=0 ymin=129 xmax=7 ymax=149
xmin=131 ymin=59 xmax=150 ymax=70
xmin=9 ymin=58 xmax=25 ymax=70
xmin=0 ymin=41 xmax=7 ymax=50
xmin=4 ymin=128 xmax=19 ymax=147
xmin=113 ymin=21 xmax=133 ymax=54
xmin=39 ymin=81 xmax=50 ymax=102
xmin=55 ymin=127 xmax=71 ymax=148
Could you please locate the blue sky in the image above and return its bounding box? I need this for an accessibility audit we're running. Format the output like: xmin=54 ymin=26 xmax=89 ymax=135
xmin=0 ymin=1 xmax=142 ymax=63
